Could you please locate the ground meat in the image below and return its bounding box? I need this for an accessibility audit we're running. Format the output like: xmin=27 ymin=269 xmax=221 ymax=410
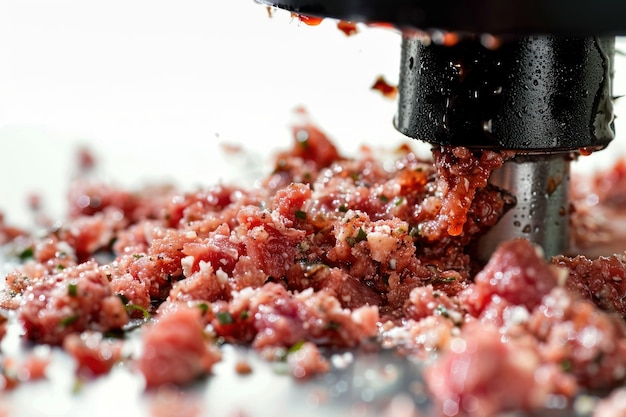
xmin=4 ymin=114 xmax=626 ymax=416
xmin=63 ymin=331 xmax=123 ymax=379
xmin=0 ymin=212 xmax=26 ymax=245
xmin=212 ymin=282 xmax=378 ymax=350
xmin=463 ymin=239 xmax=563 ymax=315
xmin=0 ymin=313 xmax=7 ymax=344
xmin=18 ymin=261 xmax=128 ymax=345
xmin=527 ymin=287 xmax=626 ymax=390
xmin=425 ymin=146 xmax=505 ymax=239
xmin=570 ymin=158 xmax=626 ymax=256
xmin=1 ymin=353 xmax=51 ymax=391
xmin=425 ymin=240 xmax=626 ymax=416
xmin=137 ymin=304 xmax=221 ymax=388
xmin=425 ymin=322 xmax=572 ymax=417
xmin=554 ymin=253 xmax=626 ymax=319
xmin=286 ymin=341 xmax=330 ymax=379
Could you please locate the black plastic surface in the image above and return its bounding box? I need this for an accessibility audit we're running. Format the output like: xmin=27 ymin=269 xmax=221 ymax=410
xmin=396 ymin=36 xmax=615 ymax=150
xmin=258 ymin=0 xmax=626 ymax=35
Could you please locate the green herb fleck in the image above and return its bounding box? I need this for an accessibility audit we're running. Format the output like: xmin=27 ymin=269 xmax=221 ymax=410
xmin=435 ymin=305 xmax=450 ymax=318
xmin=198 ymin=303 xmax=209 ymax=314
xmin=560 ymin=359 xmax=572 ymax=372
xmin=18 ymin=247 xmax=34 ymax=260
xmin=240 ymin=310 xmax=250 ymax=320
xmin=57 ymin=264 xmax=66 ymax=271
xmin=434 ymin=276 xmax=458 ymax=284
xmin=379 ymin=195 xmax=389 ymax=203
xmin=132 ymin=254 xmax=144 ymax=259
xmin=346 ymin=227 xmax=367 ymax=247
xmin=325 ymin=321 xmax=341 ymax=331
xmin=338 ymin=204 xmax=348 ymax=213
xmin=295 ymin=210 xmax=307 ymax=220
xmin=126 ymin=304 xmax=151 ymax=319
xmin=288 ymin=340 xmax=306 ymax=354
xmin=72 ymin=378 xmax=84 ymax=395
xmin=68 ymin=283 xmax=78 ymax=297
xmin=216 ymin=311 xmax=234 ymax=325
xmin=60 ymin=314 xmax=79 ymax=327
xmin=393 ymin=196 xmax=404 ymax=207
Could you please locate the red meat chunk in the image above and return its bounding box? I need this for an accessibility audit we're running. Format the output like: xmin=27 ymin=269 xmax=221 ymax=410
xmin=18 ymin=261 xmax=128 ymax=345
xmin=137 ymin=305 xmax=221 ymax=387
xmin=464 ymin=239 xmax=562 ymax=314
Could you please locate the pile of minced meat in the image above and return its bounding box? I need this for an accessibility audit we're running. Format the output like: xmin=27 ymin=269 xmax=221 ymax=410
xmin=3 ymin=113 xmax=626 ymax=416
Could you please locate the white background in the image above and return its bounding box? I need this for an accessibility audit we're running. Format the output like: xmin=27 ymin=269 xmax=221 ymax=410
xmin=0 ymin=0 xmax=624 ymax=228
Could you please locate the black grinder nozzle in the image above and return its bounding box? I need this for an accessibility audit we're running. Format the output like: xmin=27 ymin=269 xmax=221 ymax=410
xmin=397 ymin=35 xmax=615 ymax=152
xmin=256 ymin=0 xmax=623 ymax=259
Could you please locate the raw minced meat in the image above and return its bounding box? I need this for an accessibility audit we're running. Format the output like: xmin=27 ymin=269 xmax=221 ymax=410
xmin=137 ymin=304 xmax=221 ymax=388
xmin=0 ymin=313 xmax=6 ymax=344
xmin=63 ymin=331 xmax=124 ymax=379
xmin=18 ymin=260 xmax=129 ymax=345
xmin=2 ymin=113 xmax=626 ymax=415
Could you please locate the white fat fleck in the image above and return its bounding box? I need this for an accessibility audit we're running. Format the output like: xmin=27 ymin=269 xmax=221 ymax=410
xmin=585 ymin=194 xmax=599 ymax=206
xmin=579 ymin=325 xmax=601 ymax=349
xmin=381 ymin=327 xmax=411 ymax=346
xmin=297 ymin=288 xmax=314 ymax=299
xmin=503 ymin=305 xmax=530 ymax=327
xmin=56 ymin=241 xmax=76 ymax=259
xmin=573 ymin=395 xmax=598 ymax=416
xmin=450 ymin=337 xmax=466 ymax=354
xmin=216 ymin=269 xmax=229 ymax=284
xmin=330 ymin=352 xmax=354 ymax=369
xmin=554 ymin=267 xmax=569 ymax=287
xmin=389 ymin=259 xmax=397 ymax=270
xmin=372 ymin=224 xmax=392 ymax=235
xmin=250 ymin=226 xmax=269 ymax=241
xmin=446 ymin=309 xmax=463 ymax=325
xmin=184 ymin=231 xmax=198 ymax=239
xmin=181 ymin=255 xmax=195 ymax=277
xmin=233 ymin=287 xmax=255 ymax=299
